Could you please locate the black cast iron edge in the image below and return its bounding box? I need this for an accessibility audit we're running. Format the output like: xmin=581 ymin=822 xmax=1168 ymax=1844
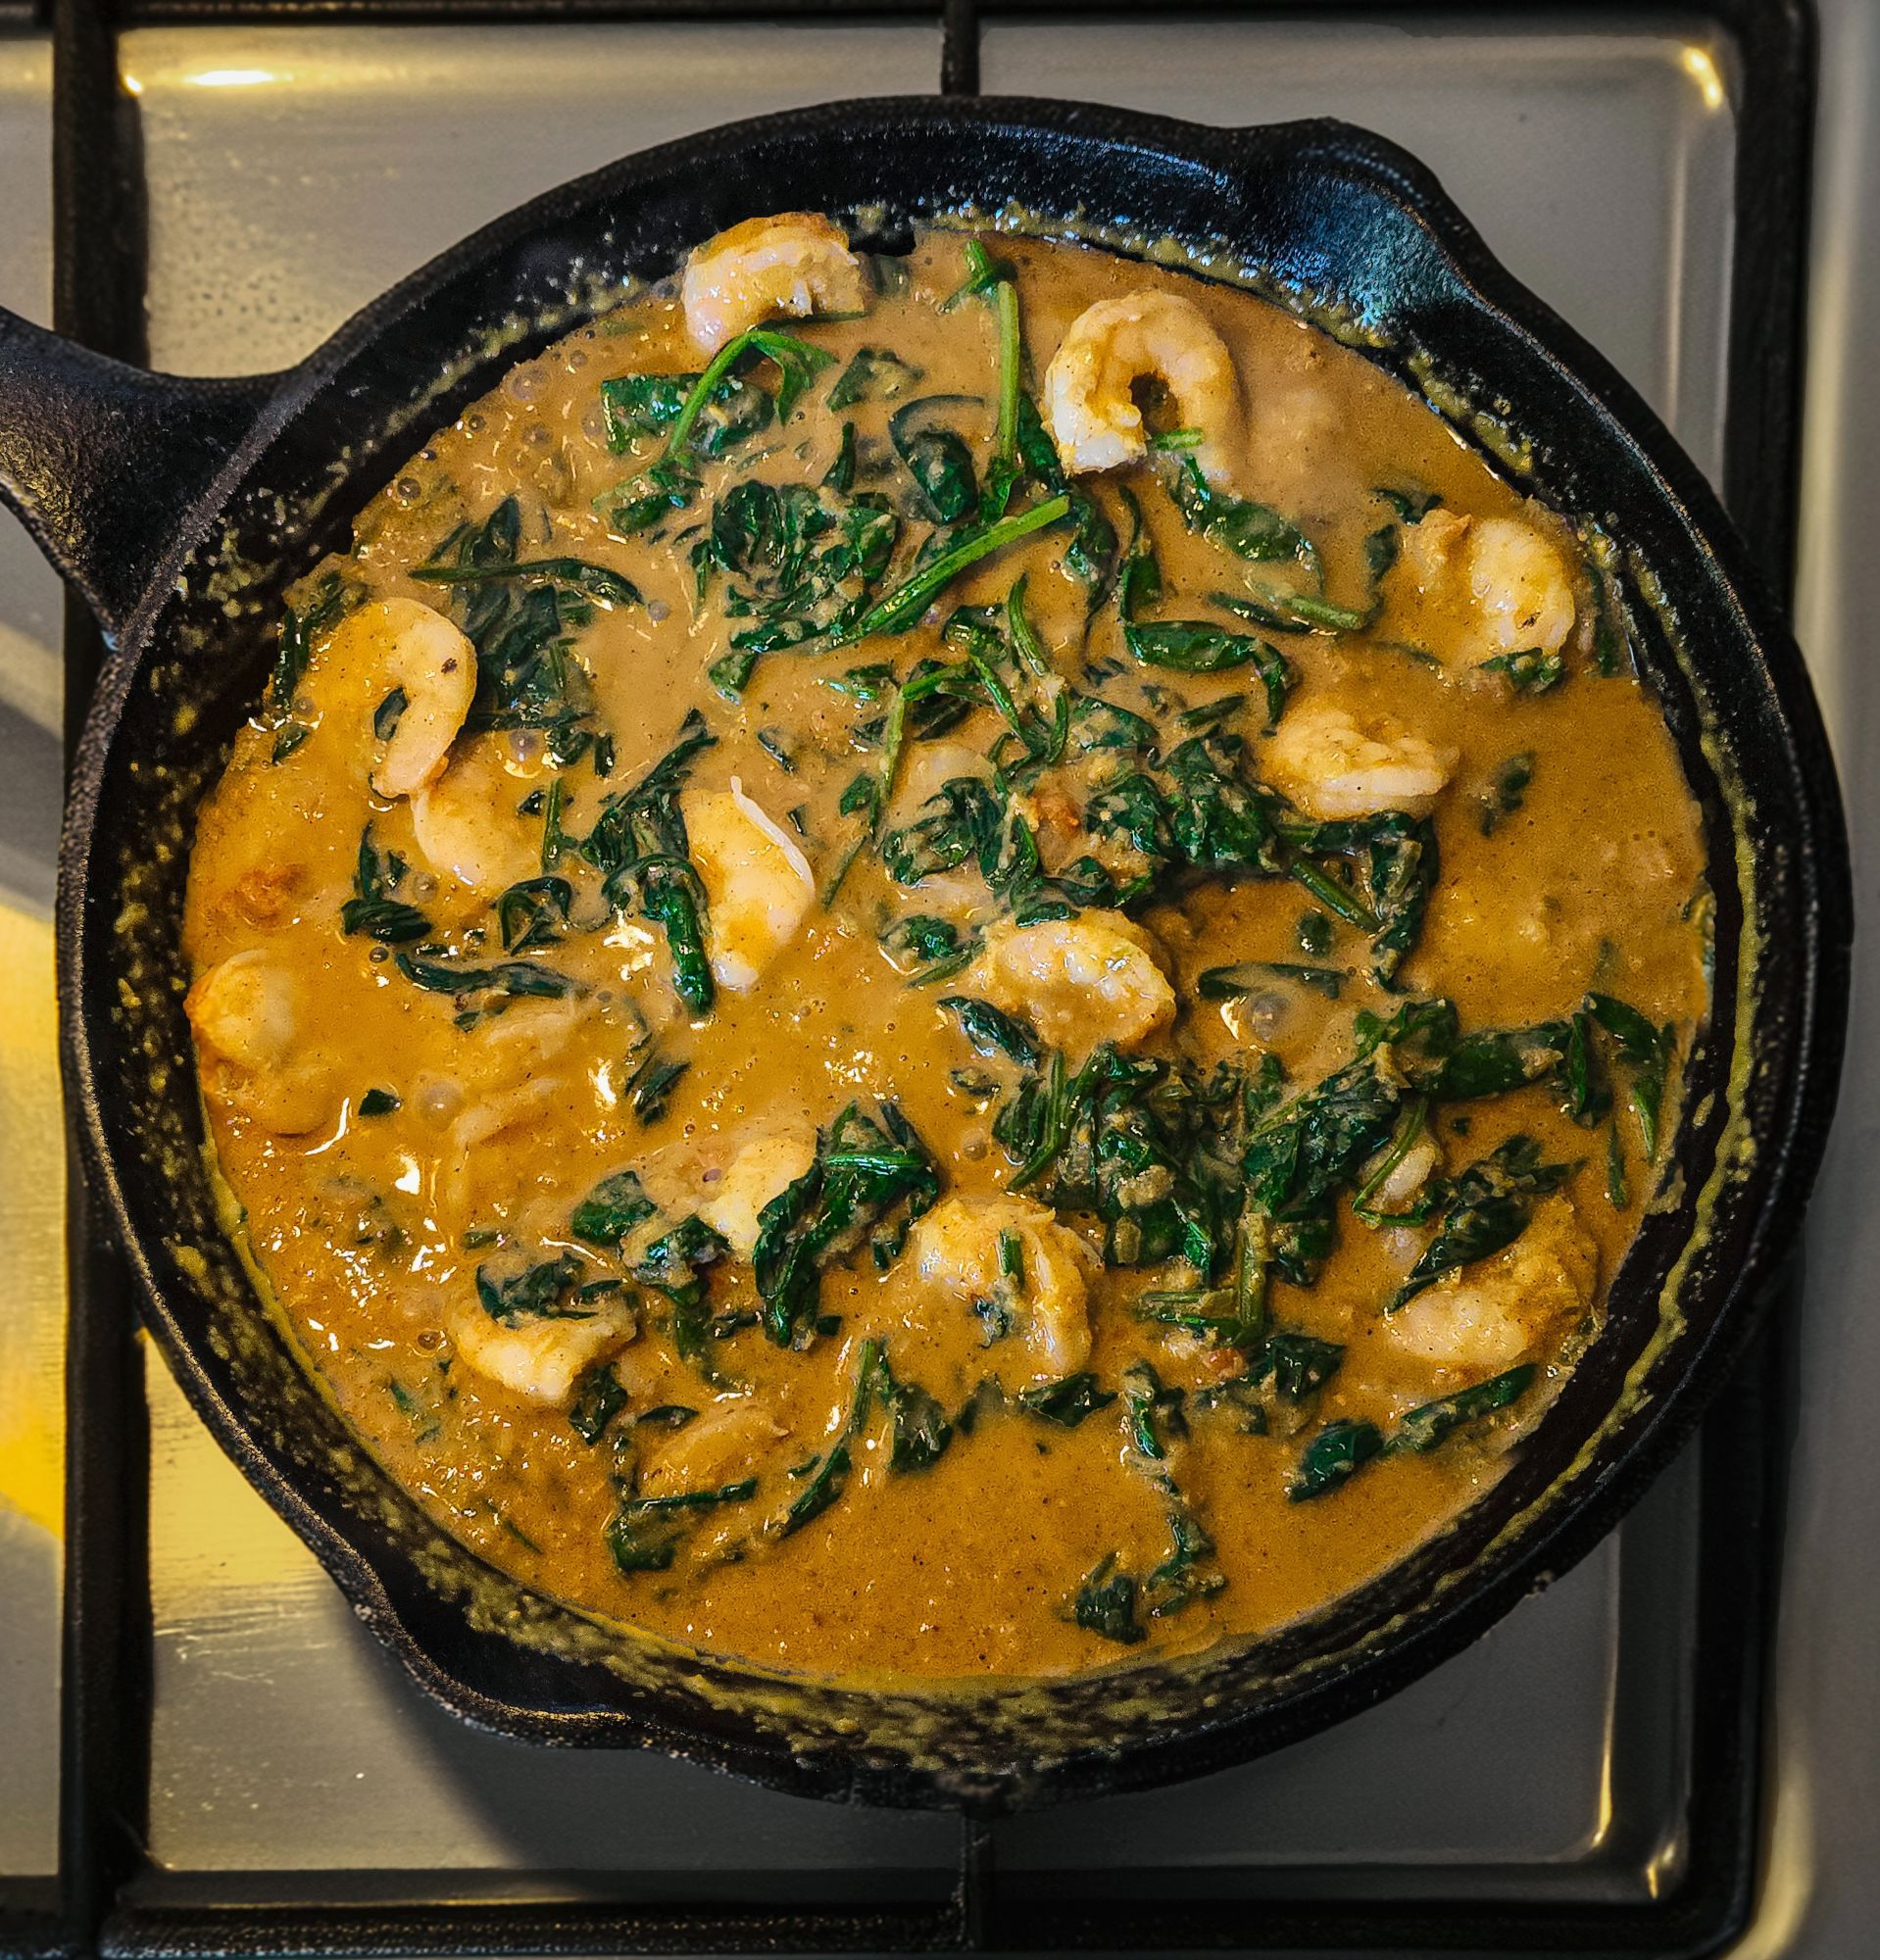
xmin=0 ymin=4 xmax=1831 ymax=1952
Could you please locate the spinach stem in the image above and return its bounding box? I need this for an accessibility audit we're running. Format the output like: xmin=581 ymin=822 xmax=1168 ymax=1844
xmin=1352 ymin=1097 xmax=1428 ymax=1222
xmin=874 ymin=664 xmax=953 ymax=830
xmin=848 ymin=494 xmax=1070 ymax=642
xmin=665 ymin=326 xmax=827 ymax=459
xmin=993 ymin=276 xmax=1021 ymax=464
xmin=1289 ymin=858 xmax=1379 ymax=932
xmin=1010 ymin=1050 xmax=1069 ymax=1190
xmin=1007 ymin=572 xmax=1051 ymax=678
xmin=664 ymin=333 xmax=754 ymax=457
xmin=1232 ymin=1206 xmax=1270 ymax=1348
xmin=966 ymin=647 xmax=1025 ymax=738
xmin=822 ymin=662 xmax=954 ymax=906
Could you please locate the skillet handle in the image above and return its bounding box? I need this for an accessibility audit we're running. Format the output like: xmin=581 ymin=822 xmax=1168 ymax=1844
xmin=0 ymin=305 xmax=280 ymax=643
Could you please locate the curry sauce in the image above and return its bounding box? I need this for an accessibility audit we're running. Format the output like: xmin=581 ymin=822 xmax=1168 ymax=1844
xmin=180 ymin=221 xmax=1707 ymax=1679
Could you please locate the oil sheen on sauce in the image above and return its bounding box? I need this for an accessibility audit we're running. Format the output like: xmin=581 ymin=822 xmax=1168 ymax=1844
xmin=180 ymin=223 xmax=1709 ymax=1681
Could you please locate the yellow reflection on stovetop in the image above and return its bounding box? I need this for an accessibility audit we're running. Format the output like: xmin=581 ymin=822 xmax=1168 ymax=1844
xmin=0 ymin=905 xmax=64 ymax=1540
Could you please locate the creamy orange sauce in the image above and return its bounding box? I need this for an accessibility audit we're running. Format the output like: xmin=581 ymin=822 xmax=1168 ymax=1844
xmin=180 ymin=223 xmax=1707 ymax=1680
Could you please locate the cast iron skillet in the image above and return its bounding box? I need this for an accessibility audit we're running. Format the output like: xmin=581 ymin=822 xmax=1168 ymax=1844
xmin=0 ymin=99 xmax=1851 ymax=1812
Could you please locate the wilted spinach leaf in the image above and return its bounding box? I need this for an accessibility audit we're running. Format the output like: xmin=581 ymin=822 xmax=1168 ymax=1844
xmin=580 ymin=708 xmax=717 ymax=1013
xmin=341 ymin=825 xmax=429 ymax=944
xmin=752 ymin=1103 xmax=939 ymax=1347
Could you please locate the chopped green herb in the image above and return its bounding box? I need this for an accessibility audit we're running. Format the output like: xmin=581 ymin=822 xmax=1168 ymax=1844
xmin=341 ymin=826 xmax=429 ymax=944
xmin=889 ymin=397 xmax=980 ymax=524
xmin=625 ymin=1047 xmax=688 ymax=1126
xmin=1163 ymin=453 xmax=1318 ymax=573
xmin=569 ymin=1362 xmax=629 ymax=1445
xmin=667 ymin=327 xmax=835 ymax=455
xmin=938 ymin=996 xmax=1041 ymax=1066
xmin=939 ymin=236 xmax=1014 ymax=312
xmin=1351 ymin=1098 xmax=1435 ymax=1227
xmin=635 ymin=1403 xmax=699 ymax=1431
xmin=1479 ymin=751 xmax=1536 ymax=835
xmin=570 ymin=1168 xmax=658 ymax=1246
xmin=495 ymin=875 xmax=573 ymax=953
xmin=827 ymin=345 xmax=923 ymax=410
xmin=475 ymin=1253 xmax=587 ymax=1325
xmin=775 ymin=1339 xmax=880 ymax=1538
xmin=599 ymin=368 xmax=771 ymax=459
xmin=267 ymin=572 xmax=355 ymax=761
xmin=1259 ymin=1333 xmax=1347 ymax=1401
xmin=1606 ymin=1118 xmax=1630 ymax=1208
xmin=1375 ymin=486 xmax=1442 ymax=523
xmin=540 ymin=776 xmax=574 ymax=871
xmin=1198 ymin=960 xmax=1347 ymax=1003
xmin=1288 ymin=1418 xmax=1385 ymax=1501
xmin=1072 ymin=1554 xmax=1145 ymax=1644
xmin=412 ymin=555 xmax=642 ymax=609
xmin=580 ymin=708 xmax=717 ymax=1013
xmin=1391 ymin=1365 xmax=1535 ymax=1454
xmin=880 ymin=914 xmax=977 ymax=985
xmin=1114 ymin=1362 xmax=1225 ymax=1618
xmin=848 ymin=493 xmax=1072 ymax=644
xmin=1017 ymin=1373 xmax=1117 ymax=1428
xmin=1480 ymin=647 xmax=1564 ymax=693
xmin=1388 ymin=1135 xmax=1574 ymax=1312
xmin=1586 ymin=991 xmax=1676 ymax=1160
xmin=393 ymin=951 xmax=578 ymax=1004
xmin=870 ymin=1347 xmax=954 ymax=1472
xmin=386 ymin=1378 xmax=440 ymax=1443
xmin=607 ymin=1476 xmax=759 ymax=1573
xmin=421 ymin=499 xmax=607 ymax=763
xmin=1296 ymin=909 xmax=1334 ymax=957
xmin=1213 ymin=578 xmax=1371 ymax=636
xmin=372 ymin=686 xmax=408 ymax=742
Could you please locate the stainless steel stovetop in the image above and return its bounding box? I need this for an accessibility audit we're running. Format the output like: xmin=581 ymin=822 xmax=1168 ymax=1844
xmin=1 ymin=6 xmax=1874 ymax=1954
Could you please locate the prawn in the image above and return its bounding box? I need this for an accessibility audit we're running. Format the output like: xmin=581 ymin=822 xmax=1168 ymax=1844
xmin=184 ymin=948 xmax=335 ymax=1134
xmin=442 ymin=1076 xmax=569 ymax=1218
xmin=1266 ymin=703 xmax=1457 ymax=819
xmin=409 ymin=735 xmax=549 ymax=896
xmin=315 ymin=598 xmax=476 ymax=800
xmin=1368 ymin=1135 xmax=1441 ymax=1211
xmin=908 ymin=1195 xmax=1095 ymax=1380
xmin=1044 ymin=290 xmax=1243 ymax=488
xmin=682 ymin=778 xmax=816 ymax=992
xmin=680 ymin=213 xmax=868 ymax=354
xmin=696 ymin=1123 xmax=819 ymax=1256
xmin=1386 ymin=1194 xmax=1598 ymax=1371
xmin=637 ymin=1398 xmax=787 ymax=1498
xmin=1391 ymin=509 xmax=1577 ymax=666
xmin=1466 ymin=515 xmax=1577 ymax=662
xmin=448 ymin=1293 xmax=638 ymax=1406
xmin=970 ymin=910 xmax=1176 ymax=1056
